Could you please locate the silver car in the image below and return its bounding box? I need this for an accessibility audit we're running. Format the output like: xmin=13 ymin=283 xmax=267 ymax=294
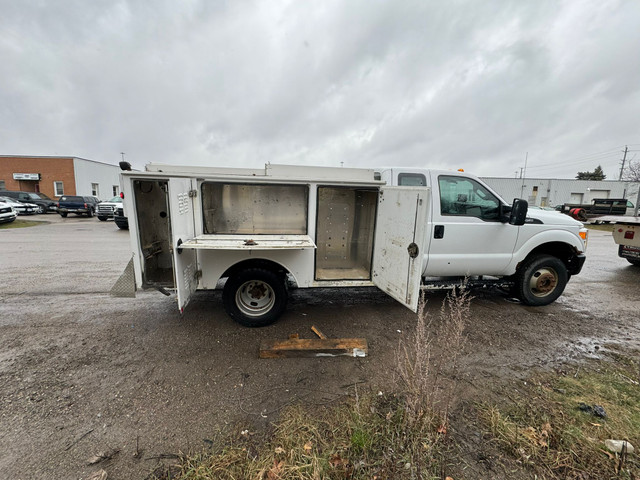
xmin=0 ymin=196 xmax=38 ymax=215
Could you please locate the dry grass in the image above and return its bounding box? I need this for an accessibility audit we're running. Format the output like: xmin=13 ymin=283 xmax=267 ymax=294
xmin=153 ymin=287 xmax=473 ymax=480
xmin=478 ymin=354 xmax=640 ymax=479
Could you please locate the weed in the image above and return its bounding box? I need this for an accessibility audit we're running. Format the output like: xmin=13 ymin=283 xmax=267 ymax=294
xmin=479 ymin=358 xmax=640 ymax=478
xmin=155 ymin=287 xmax=474 ymax=480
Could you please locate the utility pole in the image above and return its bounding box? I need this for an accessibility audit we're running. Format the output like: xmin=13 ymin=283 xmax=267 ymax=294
xmin=619 ymin=145 xmax=628 ymax=180
xmin=519 ymin=152 xmax=528 ymax=198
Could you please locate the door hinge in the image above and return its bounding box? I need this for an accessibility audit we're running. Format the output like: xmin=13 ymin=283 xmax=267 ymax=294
xmin=188 ymin=190 xmax=198 ymax=198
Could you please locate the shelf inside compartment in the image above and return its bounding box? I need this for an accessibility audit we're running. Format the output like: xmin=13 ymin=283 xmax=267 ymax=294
xmin=179 ymin=234 xmax=316 ymax=250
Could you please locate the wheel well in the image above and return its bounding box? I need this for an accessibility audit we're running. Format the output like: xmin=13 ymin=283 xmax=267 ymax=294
xmin=221 ymin=259 xmax=291 ymax=282
xmin=521 ymin=242 xmax=576 ymax=269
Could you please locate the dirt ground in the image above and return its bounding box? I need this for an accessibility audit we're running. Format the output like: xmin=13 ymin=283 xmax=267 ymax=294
xmin=0 ymin=215 xmax=638 ymax=479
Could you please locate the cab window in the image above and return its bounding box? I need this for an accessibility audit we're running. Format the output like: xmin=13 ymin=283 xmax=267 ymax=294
xmin=398 ymin=173 xmax=426 ymax=186
xmin=438 ymin=176 xmax=500 ymax=220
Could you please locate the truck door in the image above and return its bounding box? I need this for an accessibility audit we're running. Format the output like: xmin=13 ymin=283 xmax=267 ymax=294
xmin=372 ymin=186 xmax=429 ymax=312
xmin=426 ymin=174 xmax=518 ymax=275
xmin=168 ymin=177 xmax=198 ymax=313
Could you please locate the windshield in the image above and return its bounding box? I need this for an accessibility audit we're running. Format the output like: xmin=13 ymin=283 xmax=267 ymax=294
xmin=27 ymin=193 xmax=44 ymax=200
xmin=106 ymin=196 xmax=123 ymax=203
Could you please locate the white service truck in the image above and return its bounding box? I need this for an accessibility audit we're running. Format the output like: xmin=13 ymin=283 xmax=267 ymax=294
xmin=609 ymin=217 xmax=640 ymax=266
xmin=118 ymin=163 xmax=588 ymax=327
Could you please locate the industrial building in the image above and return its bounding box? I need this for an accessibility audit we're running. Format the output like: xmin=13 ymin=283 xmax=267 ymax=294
xmin=0 ymin=155 xmax=121 ymax=200
xmin=481 ymin=177 xmax=640 ymax=208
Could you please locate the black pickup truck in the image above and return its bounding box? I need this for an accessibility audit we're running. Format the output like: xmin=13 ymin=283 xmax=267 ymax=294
xmin=556 ymin=198 xmax=633 ymax=220
xmin=57 ymin=195 xmax=100 ymax=217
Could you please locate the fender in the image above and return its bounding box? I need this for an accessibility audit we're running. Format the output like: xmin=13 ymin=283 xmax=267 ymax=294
xmin=505 ymin=228 xmax=585 ymax=275
xmin=198 ymin=250 xmax=308 ymax=289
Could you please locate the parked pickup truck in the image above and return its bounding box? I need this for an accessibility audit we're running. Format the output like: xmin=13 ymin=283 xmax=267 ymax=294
xmin=114 ymin=163 xmax=588 ymax=327
xmin=556 ymin=198 xmax=634 ymax=221
xmin=114 ymin=205 xmax=128 ymax=230
xmin=57 ymin=195 xmax=99 ymax=217
xmin=96 ymin=196 xmax=123 ymax=221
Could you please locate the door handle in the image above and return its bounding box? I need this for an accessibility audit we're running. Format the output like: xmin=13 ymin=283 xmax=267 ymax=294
xmin=434 ymin=225 xmax=445 ymax=239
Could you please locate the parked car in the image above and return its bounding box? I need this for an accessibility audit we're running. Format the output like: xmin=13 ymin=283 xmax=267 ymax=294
xmin=114 ymin=205 xmax=128 ymax=230
xmin=0 ymin=201 xmax=17 ymax=224
xmin=0 ymin=190 xmax=58 ymax=213
xmin=0 ymin=196 xmax=38 ymax=215
xmin=96 ymin=196 xmax=123 ymax=221
xmin=57 ymin=195 xmax=100 ymax=217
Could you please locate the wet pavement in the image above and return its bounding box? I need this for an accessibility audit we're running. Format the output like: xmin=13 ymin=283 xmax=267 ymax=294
xmin=0 ymin=216 xmax=638 ymax=479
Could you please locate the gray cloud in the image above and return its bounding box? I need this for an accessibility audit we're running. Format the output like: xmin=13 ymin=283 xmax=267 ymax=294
xmin=1 ymin=0 xmax=638 ymax=178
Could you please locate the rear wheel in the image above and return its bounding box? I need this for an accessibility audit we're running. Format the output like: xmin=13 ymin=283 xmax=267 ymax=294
xmin=515 ymin=254 xmax=568 ymax=306
xmin=60 ymin=212 xmax=67 ymax=218
xmin=87 ymin=208 xmax=94 ymax=217
xmin=223 ymin=268 xmax=287 ymax=327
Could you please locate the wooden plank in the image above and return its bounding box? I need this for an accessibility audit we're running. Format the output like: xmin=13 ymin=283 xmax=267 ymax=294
xmin=260 ymin=338 xmax=368 ymax=358
xmin=311 ymin=325 xmax=327 ymax=339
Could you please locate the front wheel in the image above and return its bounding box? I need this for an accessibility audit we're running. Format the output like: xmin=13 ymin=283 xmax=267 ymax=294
xmin=222 ymin=268 xmax=287 ymax=327
xmin=515 ymin=254 xmax=568 ymax=306
xmin=60 ymin=212 xmax=67 ymax=218
xmin=37 ymin=205 xmax=45 ymax=214
xmin=98 ymin=216 xmax=107 ymax=221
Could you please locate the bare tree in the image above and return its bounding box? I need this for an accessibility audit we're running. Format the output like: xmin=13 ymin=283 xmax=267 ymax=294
xmin=623 ymin=160 xmax=640 ymax=182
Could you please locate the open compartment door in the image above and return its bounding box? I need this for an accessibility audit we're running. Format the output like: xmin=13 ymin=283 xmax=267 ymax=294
xmin=372 ymin=186 xmax=429 ymax=312
xmin=168 ymin=177 xmax=198 ymax=313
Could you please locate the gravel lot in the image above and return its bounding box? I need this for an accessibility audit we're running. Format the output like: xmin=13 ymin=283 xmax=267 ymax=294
xmin=0 ymin=215 xmax=638 ymax=479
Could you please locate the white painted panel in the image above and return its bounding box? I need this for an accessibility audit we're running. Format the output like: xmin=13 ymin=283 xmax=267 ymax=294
xmin=168 ymin=177 xmax=198 ymax=313
xmin=372 ymin=186 xmax=428 ymax=312
xmin=73 ymin=158 xmax=121 ymax=199
xmin=570 ymin=193 xmax=584 ymax=203
xmin=181 ymin=234 xmax=316 ymax=250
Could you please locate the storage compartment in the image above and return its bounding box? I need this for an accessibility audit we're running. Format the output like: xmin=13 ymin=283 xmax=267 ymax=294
xmin=133 ymin=179 xmax=173 ymax=286
xmin=315 ymin=187 xmax=377 ymax=280
xmin=201 ymin=183 xmax=308 ymax=234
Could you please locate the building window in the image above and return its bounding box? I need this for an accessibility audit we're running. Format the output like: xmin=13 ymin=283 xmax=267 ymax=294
xmin=54 ymin=181 xmax=64 ymax=196
xmin=112 ymin=185 xmax=120 ymax=196
xmin=0 ymin=180 xmax=5 ymax=190
xmin=91 ymin=183 xmax=99 ymax=197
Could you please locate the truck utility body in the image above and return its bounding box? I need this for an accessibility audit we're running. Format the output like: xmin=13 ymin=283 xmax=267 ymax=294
xmin=120 ymin=164 xmax=588 ymax=326
xmin=599 ymin=216 xmax=640 ymax=266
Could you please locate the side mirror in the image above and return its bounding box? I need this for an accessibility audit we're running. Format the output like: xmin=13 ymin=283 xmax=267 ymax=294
xmin=509 ymin=198 xmax=528 ymax=226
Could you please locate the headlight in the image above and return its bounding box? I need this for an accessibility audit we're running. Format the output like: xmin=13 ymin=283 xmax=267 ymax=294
xmin=579 ymin=228 xmax=588 ymax=251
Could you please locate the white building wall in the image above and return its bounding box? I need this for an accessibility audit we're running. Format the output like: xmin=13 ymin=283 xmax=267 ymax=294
xmin=481 ymin=177 xmax=640 ymax=208
xmin=73 ymin=158 xmax=122 ymax=199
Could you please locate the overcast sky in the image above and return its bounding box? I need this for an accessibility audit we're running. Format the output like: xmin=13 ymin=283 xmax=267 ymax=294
xmin=2 ymin=0 xmax=639 ymax=178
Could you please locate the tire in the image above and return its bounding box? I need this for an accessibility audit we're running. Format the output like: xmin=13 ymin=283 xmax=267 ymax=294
xmin=98 ymin=216 xmax=107 ymax=221
xmin=627 ymin=258 xmax=640 ymax=267
xmin=60 ymin=212 xmax=67 ymax=218
xmin=515 ymin=254 xmax=568 ymax=306
xmin=87 ymin=208 xmax=94 ymax=218
xmin=222 ymin=268 xmax=287 ymax=327
xmin=37 ymin=205 xmax=45 ymax=214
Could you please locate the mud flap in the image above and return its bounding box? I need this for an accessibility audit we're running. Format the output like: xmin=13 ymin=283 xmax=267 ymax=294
xmin=110 ymin=257 xmax=137 ymax=298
